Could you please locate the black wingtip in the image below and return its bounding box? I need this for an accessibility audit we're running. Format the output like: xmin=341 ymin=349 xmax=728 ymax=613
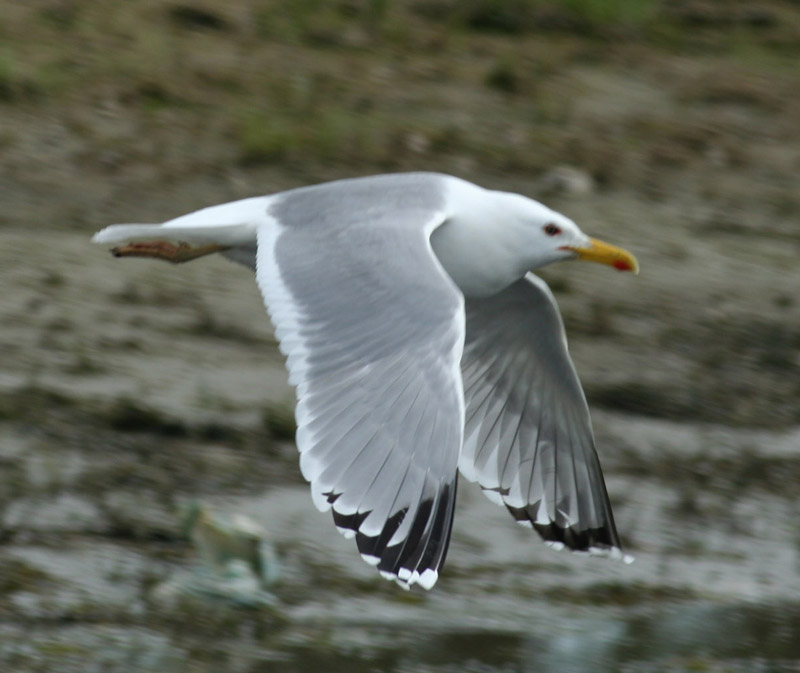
xmin=505 ymin=502 xmax=622 ymax=555
xmin=332 ymin=479 xmax=458 ymax=589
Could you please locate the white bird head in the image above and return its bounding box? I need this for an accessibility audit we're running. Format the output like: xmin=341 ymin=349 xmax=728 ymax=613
xmin=499 ymin=192 xmax=639 ymax=274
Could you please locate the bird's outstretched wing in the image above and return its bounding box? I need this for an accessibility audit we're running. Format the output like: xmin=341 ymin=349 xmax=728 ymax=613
xmin=459 ymin=273 xmax=623 ymax=557
xmin=254 ymin=174 xmax=465 ymax=589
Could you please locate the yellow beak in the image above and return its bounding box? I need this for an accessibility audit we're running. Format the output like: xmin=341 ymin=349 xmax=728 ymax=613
xmin=564 ymin=237 xmax=639 ymax=274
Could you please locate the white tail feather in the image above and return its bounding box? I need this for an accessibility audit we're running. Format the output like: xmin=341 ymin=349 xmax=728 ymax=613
xmin=92 ymin=224 xmax=165 ymax=244
xmin=92 ymin=223 xmax=258 ymax=247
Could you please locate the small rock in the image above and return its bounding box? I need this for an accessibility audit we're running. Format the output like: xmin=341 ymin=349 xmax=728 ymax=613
xmin=536 ymin=165 xmax=595 ymax=196
xmin=183 ymin=502 xmax=280 ymax=587
xmin=404 ymin=132 xmax=430 ymax=155
xmin=151 ymin=562 xmax=278 ymax=610
xmin=150 ymin=502 xmax=281 ymax=610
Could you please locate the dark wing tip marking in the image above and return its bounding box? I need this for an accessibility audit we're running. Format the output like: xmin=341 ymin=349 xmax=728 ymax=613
xmin=355 ymin=507 xmax=409 ymax=560
xmin=332 ymin=508 xmax=370 ymax=533
xmin=505 ymin=502 xmax=622 ymax=555
xmin=332 ymin=479 xmax=457 ymax=589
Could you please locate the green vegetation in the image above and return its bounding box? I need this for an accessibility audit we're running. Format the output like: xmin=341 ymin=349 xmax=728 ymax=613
xmin=2 ymin=0 xmax=797 ymax=205
xmin=451 ymin=0 xmax=659 ymax=34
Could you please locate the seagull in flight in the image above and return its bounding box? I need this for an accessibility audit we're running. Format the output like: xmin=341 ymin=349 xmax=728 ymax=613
xmin=93 ymin=172 xmax=638 ymax=590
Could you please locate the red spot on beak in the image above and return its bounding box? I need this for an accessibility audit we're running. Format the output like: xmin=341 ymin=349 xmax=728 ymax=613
xmin=613 ymin=259 xmax=632 ymax=271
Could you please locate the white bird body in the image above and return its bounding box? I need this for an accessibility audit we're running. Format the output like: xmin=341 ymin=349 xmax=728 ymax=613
xmin=95 ymin=175 xmax=592 ymax=295
xmin=94 ymin=172 xmax=638 ymax=590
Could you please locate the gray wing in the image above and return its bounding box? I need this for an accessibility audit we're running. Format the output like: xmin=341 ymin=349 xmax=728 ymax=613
xmin=254 ymin=175 xmax=464 ymax=589
xmin=459 ymin=273 xmax=623 ymax=556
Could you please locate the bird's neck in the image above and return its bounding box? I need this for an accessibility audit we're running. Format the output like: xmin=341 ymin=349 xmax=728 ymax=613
xmin=430 ymin=192 xmax=530 ymax=298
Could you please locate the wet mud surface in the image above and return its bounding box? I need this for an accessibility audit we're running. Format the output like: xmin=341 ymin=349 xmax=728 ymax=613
xmin=1 ymin=221 xmax=798 ymax=672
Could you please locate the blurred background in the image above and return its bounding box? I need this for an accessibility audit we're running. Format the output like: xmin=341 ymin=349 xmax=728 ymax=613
xmin=1 ymin=0 xmax=800 ymax=671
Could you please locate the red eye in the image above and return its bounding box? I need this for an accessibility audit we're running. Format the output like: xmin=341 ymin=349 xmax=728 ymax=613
xmin=543 ymin=223 xmax=562 ymax=236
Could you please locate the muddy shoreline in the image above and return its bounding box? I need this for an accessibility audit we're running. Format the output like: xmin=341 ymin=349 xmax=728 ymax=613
xmin=2 ymin=1 xmax=800 ymax=670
